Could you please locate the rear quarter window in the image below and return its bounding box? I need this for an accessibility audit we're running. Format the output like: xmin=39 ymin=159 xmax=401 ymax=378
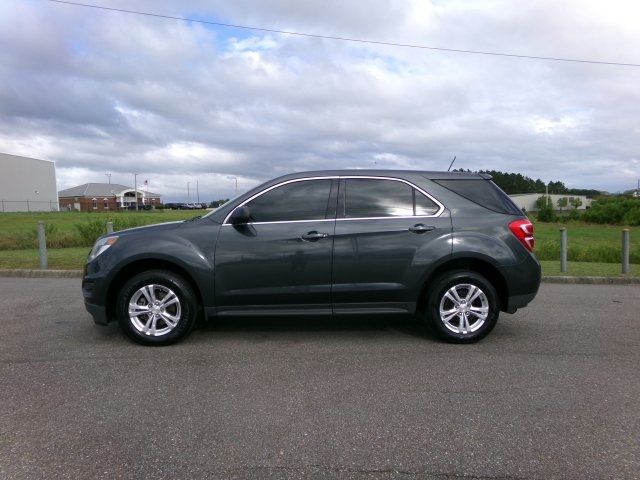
xmin=433 ymin=179 xmax=521 ymax=215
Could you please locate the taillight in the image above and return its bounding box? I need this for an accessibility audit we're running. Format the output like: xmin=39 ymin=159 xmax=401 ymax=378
xmin=509 ymin=219 xmax=535 ymax=252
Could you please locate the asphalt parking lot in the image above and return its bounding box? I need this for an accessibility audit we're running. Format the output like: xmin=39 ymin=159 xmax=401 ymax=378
xmin=0 ymin=278 xmax=638 ymax=479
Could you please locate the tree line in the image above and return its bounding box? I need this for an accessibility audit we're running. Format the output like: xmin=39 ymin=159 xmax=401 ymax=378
xmin=452 ymin=169 xmax=601 ymax=197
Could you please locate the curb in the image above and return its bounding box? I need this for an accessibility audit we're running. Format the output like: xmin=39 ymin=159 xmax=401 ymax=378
xmin=0 ymin=269 xmax=639 ymax=285
xmin=541 ymin=275 xmax=640 ymax=285
xmin=0 ymin=269 xmax=83 ymax=278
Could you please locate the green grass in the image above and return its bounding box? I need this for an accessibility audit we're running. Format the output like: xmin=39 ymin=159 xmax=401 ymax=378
xmin=0 ymin=210 xmax=196 ymax=235
xmin=0 ymin=210 xmax=198 ymax=250
xmin=0 ymin=247 xmax=90 ymax=270
xmin=539 ymin=260 xmax=638 ymax=277
xmin=532 ymin=221 xmax=639 ymax=264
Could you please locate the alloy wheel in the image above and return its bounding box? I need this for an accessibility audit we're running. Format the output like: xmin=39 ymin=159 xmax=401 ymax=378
xmin=438 ymin=283 xmax=489 ymax=335
xmin=128 ymin=284 xmax=182 ymax=336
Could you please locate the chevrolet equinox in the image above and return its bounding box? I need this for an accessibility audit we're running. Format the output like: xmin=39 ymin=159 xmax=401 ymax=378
xmin=82 ymin=170 xmax=541 ymax=345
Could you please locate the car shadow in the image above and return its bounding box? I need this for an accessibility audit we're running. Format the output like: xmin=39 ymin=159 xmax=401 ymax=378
xmin=196 ymin=313 xmax=437 ymax=342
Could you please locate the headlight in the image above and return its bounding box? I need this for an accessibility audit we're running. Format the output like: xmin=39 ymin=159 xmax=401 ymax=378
xmin=87 ymin=236 xmax=118 ymax=262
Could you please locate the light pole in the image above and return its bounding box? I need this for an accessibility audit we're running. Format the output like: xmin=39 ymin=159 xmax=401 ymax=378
xmin=546 ymin=182 xmax=550 ymax=207
xmin=227 ymin=176 xmax=238 ymax=195
xmin=133 ymin=173 xmax=139 ymax=211
xmin=208 ymin=173 xmax=216 ymax=205
xmin=196 ymin=180 xmax=200 ymax=204
xmin=187 ymin=182 xmax=191 ymax=202
xmin=105 ymin=173 xmax=111 ymax=184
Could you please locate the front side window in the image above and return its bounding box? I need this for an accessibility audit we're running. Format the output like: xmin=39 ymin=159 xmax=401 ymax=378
xmin=244 ymin=179 xmax=333 ymax=223
xmin=344 ymin=179 xmax=439 ymax=218
xmin=92 ymin=198 xmax=97 ymax=210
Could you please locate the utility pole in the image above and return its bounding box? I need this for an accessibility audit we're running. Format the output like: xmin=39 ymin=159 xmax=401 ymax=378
xmin=187 ymin=182 xmax=191 ymax=202
xmin=105 ymin=173 xmax=111 ymax=184
xmin=133 ymin=173 xmax=139 ymax=211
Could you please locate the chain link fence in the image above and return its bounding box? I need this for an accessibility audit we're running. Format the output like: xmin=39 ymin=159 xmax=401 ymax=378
xmin=0 ymin=200 xmax=59 ymax=212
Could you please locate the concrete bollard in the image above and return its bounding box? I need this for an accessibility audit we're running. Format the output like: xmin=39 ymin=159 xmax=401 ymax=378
xmin=560 ymin=227 xmax=568 ymax=274
xmin=106 ymin=221 xmax=114 ymax=234
xmin=37 ymin=221 xmax=48 ymax=270
xmin=622 ymin=229 xmax=630 ymax=274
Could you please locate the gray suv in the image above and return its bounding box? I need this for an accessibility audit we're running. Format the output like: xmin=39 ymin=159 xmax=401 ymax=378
xmin=82 ymin=170 xmax=540 ymax=345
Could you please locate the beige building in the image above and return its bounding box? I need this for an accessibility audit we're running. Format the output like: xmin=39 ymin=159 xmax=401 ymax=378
xmin=509 ymin=193 xmax=592 ymax=212
xmin=0 ymin=152 xmax=58 ymax=212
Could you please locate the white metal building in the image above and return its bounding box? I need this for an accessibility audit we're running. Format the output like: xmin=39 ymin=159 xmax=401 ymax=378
xmin=509 ymin=193 xmax=592 ymax=212
xmin=0 ymin=152 xmax=58 ymax=212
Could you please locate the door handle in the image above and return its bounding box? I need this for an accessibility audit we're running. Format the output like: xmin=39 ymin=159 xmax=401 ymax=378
xmin=301 ymin=231 xmax=329 ymax=241
xmin=408 ymin=224 xmax=436 ymax=234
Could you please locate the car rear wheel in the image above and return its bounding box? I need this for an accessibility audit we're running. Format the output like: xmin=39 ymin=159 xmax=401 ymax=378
xmin=426 ymin=270 xmax=499 ymax=343
xmin=116 ymin=270 xmax=198 ymax=346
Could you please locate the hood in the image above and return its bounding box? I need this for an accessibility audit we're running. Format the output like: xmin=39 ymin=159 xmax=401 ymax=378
xmin=115 ymin=220 xmax=184 ymax=236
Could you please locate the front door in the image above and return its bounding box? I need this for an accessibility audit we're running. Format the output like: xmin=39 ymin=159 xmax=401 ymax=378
xmin=331 ymin=177 xmax=452 ymax=313
xmin=214 ymin=178 xmax=338 ymax=314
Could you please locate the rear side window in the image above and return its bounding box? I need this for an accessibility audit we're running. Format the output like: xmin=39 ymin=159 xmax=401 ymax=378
xmin=344 ymin=179 xmax=440 ymax=218
xmin=246 ymin=179 xmax=333 ymax=222
xmin=414 ymin=191 xmax=440 ymax=216
xmin=433 ymin=179 xmax=521 ymax=215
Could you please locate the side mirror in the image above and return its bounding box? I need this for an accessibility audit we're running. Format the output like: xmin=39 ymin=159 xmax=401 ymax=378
xmin=229 ymin=205 xmax=251 ymax=225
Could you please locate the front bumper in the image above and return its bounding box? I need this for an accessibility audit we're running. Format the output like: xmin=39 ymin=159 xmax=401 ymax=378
xmin=82 ymin=261 xmax=111 ymax=325
xmin=85 ymin=300 xmax=109 ymax=325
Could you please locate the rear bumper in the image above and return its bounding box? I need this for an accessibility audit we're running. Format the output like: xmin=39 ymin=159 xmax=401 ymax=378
xmin=499 ymin=254 xmax=542 ymax=313
xmin=505 ymin=292 xmax=538 ymax=313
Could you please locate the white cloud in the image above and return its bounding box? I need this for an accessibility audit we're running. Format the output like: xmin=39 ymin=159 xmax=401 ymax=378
xmin=0 ymin=0 xmax=639 ymax=199
xmin=528 ymin=115 xmax=583 ymax=135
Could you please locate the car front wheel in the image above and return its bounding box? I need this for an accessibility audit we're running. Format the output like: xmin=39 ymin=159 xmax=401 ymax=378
xmin=116 ymin=270 xmax=198 ymax=346
xmin=426 ymin=270 xmax=499 ymax=343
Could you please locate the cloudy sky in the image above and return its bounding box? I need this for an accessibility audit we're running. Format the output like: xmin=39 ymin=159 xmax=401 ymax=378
xmin=1 ymin=0 xmax=639 ymax=200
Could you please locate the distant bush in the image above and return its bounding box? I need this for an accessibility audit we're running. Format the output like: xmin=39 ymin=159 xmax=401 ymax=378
xmin=566 ymin=209 xmax=581 ymax=221
xmin=622 ymin=207 xmax=640 ymax=227
xmin=111 ymin=217 xmax=144 ymax=232
xmin=533 ymin=240 xmax=559 ymax=261
xmin=75 ymin=219 xmax=108 ymax=246
xmin=534 ymin=196 xmax=557 ymax=222
xmin=74 ymin=217 xmax=145 ymax=246
xmin=582 ymin=197 xmax=640 ymax=226
xmin=534 ymin=240 xmax=639 ymax=264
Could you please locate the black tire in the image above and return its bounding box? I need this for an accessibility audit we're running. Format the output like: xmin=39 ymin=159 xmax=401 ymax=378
xmin=426 ymin=270 xmax=499 ymax=344
xmin=116 ymin=269 xmax=198 ymax=346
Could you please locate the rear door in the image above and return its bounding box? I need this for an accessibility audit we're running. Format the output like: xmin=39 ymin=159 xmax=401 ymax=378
xmin=214 ymin=178 xmax=338 ymax=314
xmin=331 ymin=177 xmax=452 ymax=313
